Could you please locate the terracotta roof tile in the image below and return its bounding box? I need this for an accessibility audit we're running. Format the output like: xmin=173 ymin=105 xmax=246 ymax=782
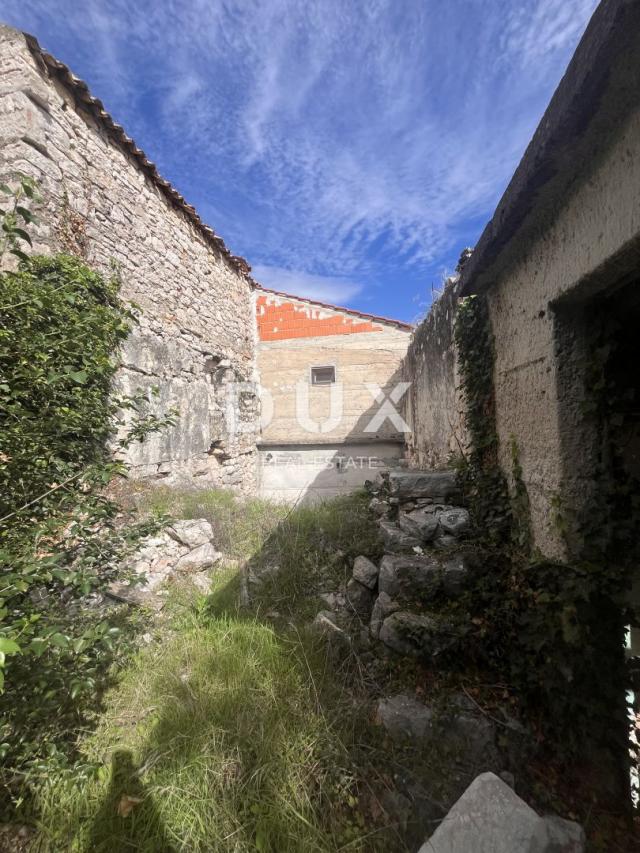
xmin=255 ymin=285 xmax=412 ymax=331
xmin=23 ymin=29 xmax=258 ymax=286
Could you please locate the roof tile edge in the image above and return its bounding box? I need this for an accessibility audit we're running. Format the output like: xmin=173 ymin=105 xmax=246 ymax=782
xmin=21 ymin=28 xmax=259 ymax=287
xmin=255 ymin=285 xmax=413 ymax=330
xmin=18 ymin=27 xmax=412 ymax=330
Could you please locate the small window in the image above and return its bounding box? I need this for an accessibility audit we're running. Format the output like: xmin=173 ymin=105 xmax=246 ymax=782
xmin=311 ymin=365 xmax=336 ymax=385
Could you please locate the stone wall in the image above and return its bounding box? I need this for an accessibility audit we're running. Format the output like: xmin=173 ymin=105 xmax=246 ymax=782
xmin=402 ymin=275 xmax=466 ymax=470
xmin=0 ymin=25 xmax=258 ymax=490
xmin=484 ymin=106 xmax=640 ymax=558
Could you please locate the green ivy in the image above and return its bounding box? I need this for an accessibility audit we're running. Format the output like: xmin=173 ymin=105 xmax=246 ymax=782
xmin=0 ymin=175 xmax=39 ymax=264
xmin=509 ymin=436 xmax=532 ymax=553
xmin=0 ymin=253 xmax=134 ymax=529
xmin=453 ymin=289 xmax=633 ymax=779
xmin=453 ymin=294 xmax=511 ymax=543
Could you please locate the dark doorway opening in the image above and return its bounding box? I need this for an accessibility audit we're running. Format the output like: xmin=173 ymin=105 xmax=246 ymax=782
xmin=588 ymin=277 xmax=640 ymax=807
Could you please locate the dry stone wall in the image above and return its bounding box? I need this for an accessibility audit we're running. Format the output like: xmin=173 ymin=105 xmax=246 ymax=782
xmin=402 ymin=275 xmax=466 ymax=469
xmin=0 ymin=25 xmax=258 ymax=491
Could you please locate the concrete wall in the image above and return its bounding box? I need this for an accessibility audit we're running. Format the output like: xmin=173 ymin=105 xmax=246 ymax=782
xmin=402 ymin=276 xmax=466 ymax=469
xmin=0 ymin=25 xmax=258 ymax=490
xmin=486 ymin=105 xmax=640 ymax=558
xmin=257 ymin=291 xmax=410 ymax=444
xmin=255 ymin=290 xmax=410 ymax=500
xmin=258 ymin=441 xmax=404 ymax=504
xmin=400 ymin=94 xmax=640 ymax=559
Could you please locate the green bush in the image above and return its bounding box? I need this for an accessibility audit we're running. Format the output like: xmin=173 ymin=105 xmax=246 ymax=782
xmin=0 ymin=253 xmax=134 ymax=528
xmin=0 ymin=181 xmax=170 ymax=804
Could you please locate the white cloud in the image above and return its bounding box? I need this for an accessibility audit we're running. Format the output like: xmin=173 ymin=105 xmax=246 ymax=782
xmin=501 ymin=0 xmax=599 ymax=65
xmin=252 ymin=265 xmax=364 ymax=304
xmin=2 ymin=0 xmax=600 ymax=298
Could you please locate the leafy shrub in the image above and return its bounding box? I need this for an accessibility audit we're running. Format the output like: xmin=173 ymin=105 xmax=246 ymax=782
xmin=0 ymin=253 xmax=134 ymax=527
xmin=0 ymin=180 xmax=170 ymax=805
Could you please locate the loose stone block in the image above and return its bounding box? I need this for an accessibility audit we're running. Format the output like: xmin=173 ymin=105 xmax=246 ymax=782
xmin=376 ymin=694 xmax=433 ymax=741
xmin=378 ymin=554 xmax=442 ymax=601
xmin=352 ymin=555 xmax=379 ymax=589
xmin=388 ymin=470 xmax=460 ymax=501
xmin=379 ymin=520 xmax=422 ymax=553
xmin=418 ymin=772 xmax=585 ymax=853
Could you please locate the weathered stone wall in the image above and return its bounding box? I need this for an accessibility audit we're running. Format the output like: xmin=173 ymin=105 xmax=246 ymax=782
xmin=0 ymin=25 xmax=258 ymax=490
xmin=486 ymin=106 xmax=640 ymax=559
xmin=402 ymin=276 xmax=466 ymax=469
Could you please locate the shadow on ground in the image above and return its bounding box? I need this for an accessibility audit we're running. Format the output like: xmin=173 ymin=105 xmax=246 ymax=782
xmin=87 ymin=750 xmax=176 ymax=853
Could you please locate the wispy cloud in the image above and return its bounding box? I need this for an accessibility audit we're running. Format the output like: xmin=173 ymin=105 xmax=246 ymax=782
xmin=2 ymin=0 xmax=598 ymax=315
xmin=253 ymin=265 xmax=363 ymax=304
xmin=501 ymin=0 xmax=599 ymax=65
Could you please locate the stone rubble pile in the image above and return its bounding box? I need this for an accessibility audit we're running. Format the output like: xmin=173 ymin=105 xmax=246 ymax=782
xmin=109 ymin=518 xmax=222 ymax=606
xmin=345 ymin=470 xmax=473 ymax=658
xmin=310 ymin=468 xmax=585 ymax=851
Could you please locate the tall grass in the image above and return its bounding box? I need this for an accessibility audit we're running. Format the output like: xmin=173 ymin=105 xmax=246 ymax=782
xmin=245 ymin=493 xmax=381 ymax=618
xmin=132 ymin=485 xmax=285 ymax=560
xmin=134 ymin=484 xmax=382 ymax=616
xmin=32 ymin=489 xmax=394 ymax=852
xmin=34 ymin=603 xmax=371 ymax=851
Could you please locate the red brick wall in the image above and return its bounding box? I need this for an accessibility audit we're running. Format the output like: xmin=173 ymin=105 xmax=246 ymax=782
xmin=256 ymin=294 xmax=382 ymax=341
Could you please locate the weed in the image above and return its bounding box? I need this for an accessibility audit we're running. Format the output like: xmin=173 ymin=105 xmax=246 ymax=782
xmin=33 ymin=593 xmax=385 ymax=851
xmin=29 ymin=489 xmax=394 ymax=852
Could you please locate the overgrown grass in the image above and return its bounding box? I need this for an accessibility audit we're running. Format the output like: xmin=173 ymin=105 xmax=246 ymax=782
xmin=132 ymin=484 xmax=285 ymax=560
xmin=133 ymin=484 xmax=382 ymax=617
xmin=30 ymin=489 xmax=394 ymax=852
xmin=34 ymin=595 xmax=373 ymax=851
xmin=245 ymin=492 xmax=382 ymax=618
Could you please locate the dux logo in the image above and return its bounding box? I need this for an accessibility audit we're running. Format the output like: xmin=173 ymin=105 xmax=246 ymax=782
xmin=295 ymin=380 xmax=343 ymax=433
xmin=364 ymin=382 xmax=411 ymax=433
xmin=224 ymin=380 xmax=412 ymax=435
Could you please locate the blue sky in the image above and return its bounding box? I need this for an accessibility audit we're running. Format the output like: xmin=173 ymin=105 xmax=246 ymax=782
xmin=4 ymin=0 xmax=598 ymax=321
